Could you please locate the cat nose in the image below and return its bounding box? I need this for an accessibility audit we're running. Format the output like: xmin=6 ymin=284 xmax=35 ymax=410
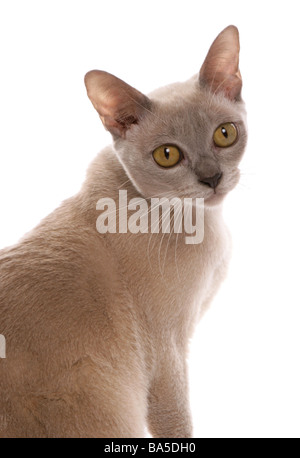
xmin=199 ymin=172 xmax=222 ymax=189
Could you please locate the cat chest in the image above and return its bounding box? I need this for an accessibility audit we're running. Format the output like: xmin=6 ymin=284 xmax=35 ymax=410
xmin=121 ymin=228 xmax=229 ymax=322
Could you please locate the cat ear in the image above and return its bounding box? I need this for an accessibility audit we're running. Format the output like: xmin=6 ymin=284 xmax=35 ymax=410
xmin=199 ymin=25 xmax=242 ymax=101
xmin=84 ymin=70 xmax=151 ymax=138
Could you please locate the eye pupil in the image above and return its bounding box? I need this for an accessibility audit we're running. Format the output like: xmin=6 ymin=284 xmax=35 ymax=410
xmin=213 ymin=123 xmax=237 ymax=148
xmin=221 ymin=127 xmax=228 ymax=138
xmin=153 ymin=145 xmax=181 ymax=168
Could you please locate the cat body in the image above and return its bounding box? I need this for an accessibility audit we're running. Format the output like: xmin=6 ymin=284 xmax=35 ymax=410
xmin=0 ymin=26 xmax=247 ymax=437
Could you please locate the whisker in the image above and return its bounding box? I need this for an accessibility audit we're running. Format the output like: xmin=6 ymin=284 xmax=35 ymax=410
xmin=158 ymin=210 xmax=176 ymax=278
xmin=161 ymin=211 xmax=176 ymax=275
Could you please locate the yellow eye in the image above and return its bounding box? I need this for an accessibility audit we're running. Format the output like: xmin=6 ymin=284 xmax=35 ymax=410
xmin=213 ymin=123 xmax=238 ymax=148
xmin=153 ymin=145 xmax=182 ymax=168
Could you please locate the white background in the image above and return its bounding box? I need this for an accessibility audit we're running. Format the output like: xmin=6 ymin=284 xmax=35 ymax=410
xmin=0 ymin=0 xmax=299 ymax=438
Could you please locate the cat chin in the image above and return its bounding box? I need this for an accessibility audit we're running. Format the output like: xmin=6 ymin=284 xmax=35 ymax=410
xmin=204 ymin=193 xmax=226 ymax=207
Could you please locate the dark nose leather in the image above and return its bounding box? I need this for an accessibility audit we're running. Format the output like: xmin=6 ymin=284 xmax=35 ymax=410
xmin=199 ymin=172 xmax=222 ymax=189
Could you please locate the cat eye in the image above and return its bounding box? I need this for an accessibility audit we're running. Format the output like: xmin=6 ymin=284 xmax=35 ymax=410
xmin=213 ymin=123 xmax=238 ymax=148
xmin=152 ymin=145 xmax=182 ymax=168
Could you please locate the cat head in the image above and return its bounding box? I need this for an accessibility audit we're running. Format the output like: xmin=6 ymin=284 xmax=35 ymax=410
xmin=85 ymin=25 xmax=247 ymax=206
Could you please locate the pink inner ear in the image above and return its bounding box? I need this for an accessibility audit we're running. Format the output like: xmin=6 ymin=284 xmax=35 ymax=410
xmin=85 ymin=70 xmax=151 ymax=138
xmin=203 ymin=72 xmax=242 ymax=100
xmin=100 ymin=96 xmax=141 ymax=137
xmin=199 ymin=26 xmax=242 ymax=101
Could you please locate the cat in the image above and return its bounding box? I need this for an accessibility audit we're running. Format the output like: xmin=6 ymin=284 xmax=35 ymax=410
xmin=0 ymin=25 xmax=247 ymax=438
